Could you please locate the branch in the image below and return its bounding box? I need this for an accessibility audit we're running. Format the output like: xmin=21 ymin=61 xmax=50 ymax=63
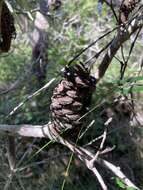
xmin=0 ymin=123 xmax=140 ymax=189
xmin=0 ymin=124 xmax=51 ymax=137
xmin=7 ymin=78 xmax=56 ymax=117
xmin=103 ymin=0 xmax=119 ymax=22
xmin=94 ymin=8 xmax=143 ymax=81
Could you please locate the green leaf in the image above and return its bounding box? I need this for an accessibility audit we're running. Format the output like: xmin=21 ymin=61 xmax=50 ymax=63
xmin=16 ymin=0 xmax=31 ymax=10
xmin=122 ymin=87 xmax=130 ymax=95
xmin=127 ymin=187 xmax=137 ymax=190
xmin=132 ymin=86 xmax=143 ymax=92
xmin=115 ymin=178 xmax=126 ymax=189
xmin=128 ymin=76 xmax=143 ymax=82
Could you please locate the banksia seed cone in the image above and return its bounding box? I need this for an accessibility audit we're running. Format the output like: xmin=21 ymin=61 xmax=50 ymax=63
xmin=50 ymin=63 xmax=96 ymax=133
xmin=0 ymin=2 xmax=16 ymax=52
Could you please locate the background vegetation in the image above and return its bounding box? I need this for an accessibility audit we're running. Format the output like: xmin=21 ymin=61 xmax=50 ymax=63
xmin=0 ymin=0 xmax=143 ymax=190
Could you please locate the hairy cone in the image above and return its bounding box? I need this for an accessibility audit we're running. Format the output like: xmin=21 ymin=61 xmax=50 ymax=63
xmin=50 ymin=64 xmax=96 ymax=133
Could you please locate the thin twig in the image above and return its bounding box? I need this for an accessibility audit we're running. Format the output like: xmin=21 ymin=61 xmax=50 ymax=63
xmin=103 ymin=0 xmax=119 ymax=23
xmin=89 ymin=128 xmax=107 ymax=167
xmin=3 ymin=171 xmax=15 ymax=190
xmin=79 ymin=120 xmax=95 ymax=140
xmin=0 ymin=123 xmax=140 ymax=189
xmin=68 ymin=26 xmax=118 ymax=66
xmin=93 ymin=9 xmax=143 ymax=81
xmin=88 ymin=116 xmax=113 ymax=165
xmin=120 ymin=28 xmax=141 ymax=79
xmin=84 ymin=38 xmax=114 ymax=68
xmin=7 ymin=78 xmax=56 ymax=117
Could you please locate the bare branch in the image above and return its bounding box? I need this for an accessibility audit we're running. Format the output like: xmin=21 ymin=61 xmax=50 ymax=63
xmin=68 ymin=26 xmax=118 ymax=66
xmin=0 ymin=123 xmax=140 ymax=189
xmin=103 ymin=0 xmax=119 ymax=22
xmin=0 ymin=124 xmax=51 ymax=138
xmin=7 ymin=78 xmax=56 ymax=117
xmin=94 ymin=8 xmax=143 ymax=81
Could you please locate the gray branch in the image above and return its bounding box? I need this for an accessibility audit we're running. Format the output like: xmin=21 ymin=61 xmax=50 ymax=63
xmin=94 ymin=8 xmax=143 ymax=81
xmin=0 ymin=124 xmax=51 ymax=137
xmin=0 ymin=122 xmax=140 ymax=189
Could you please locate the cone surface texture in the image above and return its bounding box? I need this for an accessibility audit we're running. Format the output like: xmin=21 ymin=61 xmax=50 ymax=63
xmin=50 ymin=64 xmax=96 ymax=132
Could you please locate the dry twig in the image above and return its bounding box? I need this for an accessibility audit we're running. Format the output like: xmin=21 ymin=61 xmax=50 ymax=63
xmin=94 ymin=7 xmax=143 ymax=81
xmin=0 ymin=123 xmax=140 ymax=190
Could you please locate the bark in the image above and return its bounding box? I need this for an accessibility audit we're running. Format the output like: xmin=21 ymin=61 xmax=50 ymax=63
xmin=93 ymin=7 xmax=143 ymax=81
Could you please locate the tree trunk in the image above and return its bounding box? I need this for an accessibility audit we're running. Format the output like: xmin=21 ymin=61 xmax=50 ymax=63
xmin=30 ymin=1 xmax=49 ymax=86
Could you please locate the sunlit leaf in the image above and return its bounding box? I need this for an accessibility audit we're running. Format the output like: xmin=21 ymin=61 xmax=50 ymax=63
xmin=16 ymin=0 xmax=31 ymax=10
xmin=127 ymin=187 xmax=137 ymax=190
xmin=132 ymin=86 xmax=143 ymax=92
xmin=115 ymin=178 xmax=126 ymax=189
xmin=128 ymin=76 xmax=143 ymax=82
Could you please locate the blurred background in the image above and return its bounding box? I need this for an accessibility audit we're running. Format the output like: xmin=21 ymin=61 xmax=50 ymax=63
xmin=0 ymin=0 xmax=143 ymax=189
